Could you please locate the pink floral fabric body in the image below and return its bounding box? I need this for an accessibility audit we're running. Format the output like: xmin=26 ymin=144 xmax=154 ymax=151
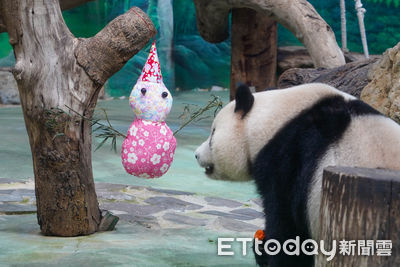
xmin=121 ymin=119 xmax=177 ymax=178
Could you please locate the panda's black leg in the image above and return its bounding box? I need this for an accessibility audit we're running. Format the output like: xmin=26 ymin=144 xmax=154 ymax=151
xmin=252 ymin=196 xmax=314 ymax=267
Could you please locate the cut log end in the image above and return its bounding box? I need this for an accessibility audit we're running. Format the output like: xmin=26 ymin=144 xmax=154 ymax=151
xmin=318 ymin=166 xmax=400 ymax=266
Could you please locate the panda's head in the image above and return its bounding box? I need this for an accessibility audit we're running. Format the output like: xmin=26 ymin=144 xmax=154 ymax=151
xmin=195 ymin=84 xmax=254 ymax=181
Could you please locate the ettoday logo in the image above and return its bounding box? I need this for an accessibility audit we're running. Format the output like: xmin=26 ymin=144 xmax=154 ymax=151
xmin=218 ymin=236 xmax=337 ymax=261
xmin=217 ymin=236 xmax=392 ymax=261
xmin=253 ymin=236 xmax=336 ymax=261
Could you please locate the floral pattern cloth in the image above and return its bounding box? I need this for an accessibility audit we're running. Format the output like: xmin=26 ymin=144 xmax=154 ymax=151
xmin=121 ymin=119 xmax=177 ymax=178
xmin=138 ymin=40 xmax=162 ymax=84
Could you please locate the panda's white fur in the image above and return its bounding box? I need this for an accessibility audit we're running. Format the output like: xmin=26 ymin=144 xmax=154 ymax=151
xmin=196 ymin=83 xmax=356 ymax=181
xmin=308 ymin=114 xmax=400 ymax=239
xmin=195 ymin=83 xmax=400 ymax=266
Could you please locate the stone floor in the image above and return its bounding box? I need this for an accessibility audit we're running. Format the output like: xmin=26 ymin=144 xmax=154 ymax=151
xmin=0 ymin=178 xmax=263 ymax=266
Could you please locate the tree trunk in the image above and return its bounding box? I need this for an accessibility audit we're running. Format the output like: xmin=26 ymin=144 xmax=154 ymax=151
xmin=230 ymin=8 xmax=277 ymax=100
xmin=0 ymin=0 xmax=155 ymax=236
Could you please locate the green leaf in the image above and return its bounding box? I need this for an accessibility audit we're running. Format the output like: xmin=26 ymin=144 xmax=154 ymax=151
xmin=95 ymin=137 xmax=109 ymax=152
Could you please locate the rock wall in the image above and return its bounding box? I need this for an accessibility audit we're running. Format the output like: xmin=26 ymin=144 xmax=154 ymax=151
xmin=0 ymin=69 xmax=19 ymax=105
xmin=361 ymin=42 xmax=400 ymax=123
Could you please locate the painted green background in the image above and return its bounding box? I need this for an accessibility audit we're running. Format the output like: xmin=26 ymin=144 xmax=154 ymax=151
xmin=0 ymin=0 xmax=398 ymax=96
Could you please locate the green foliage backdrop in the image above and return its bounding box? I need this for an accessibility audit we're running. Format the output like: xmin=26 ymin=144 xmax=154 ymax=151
xmin=0 ymin=0 xmax=399 ymax=96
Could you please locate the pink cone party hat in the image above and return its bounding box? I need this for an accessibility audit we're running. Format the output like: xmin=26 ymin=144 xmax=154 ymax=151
xmin=138 ymin=40 xmax=163 ymax=84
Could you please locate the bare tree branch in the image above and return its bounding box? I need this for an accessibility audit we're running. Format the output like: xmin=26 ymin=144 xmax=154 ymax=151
xmin=75 ymin=7 xmax=156 ymax=86
xmin=193 ymin=0 xmax=346 ymax=68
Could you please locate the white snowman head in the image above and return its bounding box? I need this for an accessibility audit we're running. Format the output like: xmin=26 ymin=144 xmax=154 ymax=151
xmin=129 ymin=41 xmax=173 ymax=122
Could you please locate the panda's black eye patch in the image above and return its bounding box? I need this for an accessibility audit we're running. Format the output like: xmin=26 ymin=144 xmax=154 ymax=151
xmin=141 ymin=88 xmax=146 ymax=95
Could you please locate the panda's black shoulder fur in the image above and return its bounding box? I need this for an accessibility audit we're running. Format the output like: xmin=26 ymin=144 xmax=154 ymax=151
xmin=252 ymin=95 xmax=380 ymax=267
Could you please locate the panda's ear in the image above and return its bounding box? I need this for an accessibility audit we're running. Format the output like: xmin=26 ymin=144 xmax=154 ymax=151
xmin=234 ymin=84 xmax=254 ymax=119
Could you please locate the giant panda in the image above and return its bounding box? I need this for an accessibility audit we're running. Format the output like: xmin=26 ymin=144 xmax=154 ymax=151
xmin=195 ymin=83 xmax=400 ymax=267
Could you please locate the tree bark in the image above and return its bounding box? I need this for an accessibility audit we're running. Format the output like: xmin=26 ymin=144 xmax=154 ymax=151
xmin=277 ymin=58 xmax=379 ymax=98
xmin=230 ymin=8 xmax=277 ymax=100
xmin=276 ymin=46 xmax=371 ymax=75
xmin=0 ymin=0 xmax=155 ymax=236
xmin=317 ymin=166 xmax=400 ymax=266
xmin=193 ymin=0 xmax=345 ymax=68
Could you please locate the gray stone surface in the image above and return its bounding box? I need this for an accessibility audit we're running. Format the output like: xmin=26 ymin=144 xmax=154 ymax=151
xmin=0 ymin=194 xmax=23 ymax=202
xmin=101 ymin=202 xmax=164 ymax=216
xmin=230 ymin=208 xmax=264 ymax=219
xmin=12 ymin=189 xmax=35 ymax=197
xmin=163 ymin=212 xmax=207 ymax=226
xmin=145 ymin=196 xmax=203 ymax=211
xmin=0 ymin=178 xmax=24 ymax=184
xmin=96 ymin=191 xmax=135 ymax=201
xmin=251 ymin=198 xmax=263 ymax=207
xmin=0 ymin=70 xmax=19 ymax=105
xmin=216 ymin=217 xmax=259 ymax=232
xmin=0 ymin=181 xmax=264 ymax=235
xmin=200 ymin=210 xmax=255 ymax=221
xmin=204 ymin=196 xmax=243 ymax=208
xmin=147 ymin=187 xmax=194 ymax=196
xmin=95 ymin=183 xmax=129 ymax=191
xmin=0 ymin=203 xmax=36 ymax=214
xmin=118 ymin=214 xmax=159 ymax=228
xmin=0 ymin=189 xmax=35 ymax=202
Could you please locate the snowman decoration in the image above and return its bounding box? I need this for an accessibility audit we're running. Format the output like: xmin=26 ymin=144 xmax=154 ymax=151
xmin=121 ymin=41 xmax=176 ymax=178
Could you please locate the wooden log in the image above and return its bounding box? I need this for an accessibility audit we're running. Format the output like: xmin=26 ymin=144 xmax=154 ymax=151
xmin=277 ymin=57 xmax=379 ymax=98
xmin=230 ymin=8 xmax=277 ymax=100
xmin=317 ymin=166 xmax=400 ymax=267
xmin=277 ymin=46 xmax=372 ymax=75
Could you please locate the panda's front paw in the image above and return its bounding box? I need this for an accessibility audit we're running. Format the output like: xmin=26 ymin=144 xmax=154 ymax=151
xmin=253 ymin=230 xmax=268 ymax=266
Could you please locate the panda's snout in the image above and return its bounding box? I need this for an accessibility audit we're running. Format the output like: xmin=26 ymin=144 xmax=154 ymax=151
xmin=195 ymin=142 xmax=214 ymax=175
xmin=205 ymin=164 xmax=214 ymax=175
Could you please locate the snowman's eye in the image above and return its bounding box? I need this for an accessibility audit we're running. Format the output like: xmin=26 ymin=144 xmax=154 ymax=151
xmin=162 ymin=92 xmax=168 ymax=98
xmin=141 ymin=88 xmax=146 ymax=95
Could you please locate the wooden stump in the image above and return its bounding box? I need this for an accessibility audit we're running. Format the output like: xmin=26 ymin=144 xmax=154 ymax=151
xmin=230 ymin=8 xmax=277 ymax=100
xmin=317 ymin=166 xmax=400 ymax=266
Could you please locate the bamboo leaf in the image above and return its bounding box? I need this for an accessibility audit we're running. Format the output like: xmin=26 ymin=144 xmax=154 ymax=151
xmin=95 ymin=137 xmax=109 ymax=152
